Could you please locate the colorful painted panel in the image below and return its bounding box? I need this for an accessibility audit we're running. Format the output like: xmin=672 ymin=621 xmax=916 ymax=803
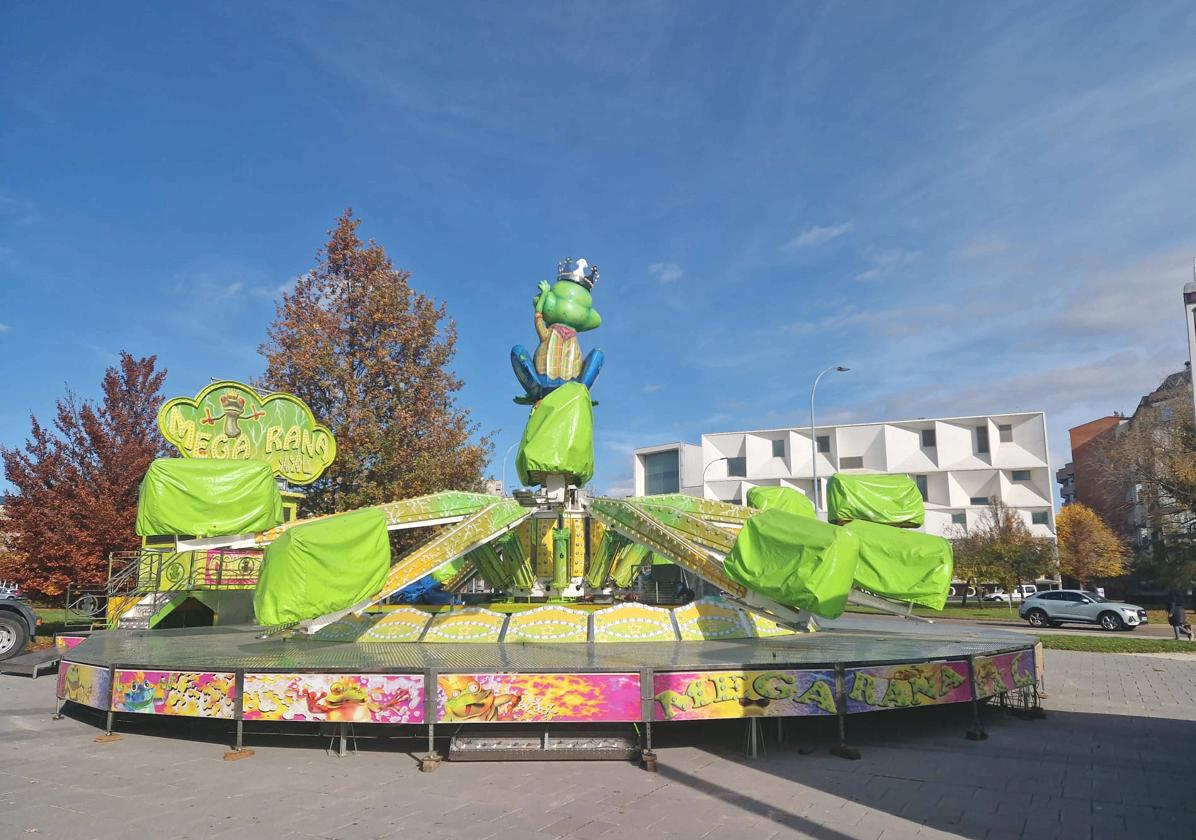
xmin=592 ymin=602 xmax=677 ymax=642
xmin=503 ymin=605 xmax=589 ymax=643
xmin=653 ymin=669 xmax=837 ymax=720
xmin=844 ymin=661 xmax=972 ymax=713
xmin=57 ymin=662 xmax=111 ymax=710
xmin=54 ymin=635 xmax=87 ymax=653
xmin=242 ymin=673 xmax=425 ymax=723
xmin=437 ymin=673 xmax=640 ymax=723
xmin=742 ymin=610 xmax=796 ymax=638
xmin=358 ymin=608 xmax=432 ymax=643
xmin=674 ymin=598 xmax=750 ymax=641
xmin=423 ymin=608 xmax=506 ymax=643
xmin=200 ymin=549 xmax=262 ymax=587
xmin=312 ymin=614 xmax=376 ymax=642
xmin=973 ymin=648 xmax=1037 ymax=699
xmin=112 ymin=670 xmax=236 ymax=718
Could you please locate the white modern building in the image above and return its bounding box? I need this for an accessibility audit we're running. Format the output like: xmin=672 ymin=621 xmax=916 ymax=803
xmin=633 ymin=412 xmax=1056 ymax=539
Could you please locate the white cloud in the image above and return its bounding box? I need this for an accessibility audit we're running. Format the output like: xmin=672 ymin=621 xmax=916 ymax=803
xmin=649 ymin=262 xmax=683 ymax=284
xmin=252 ymin=277 xmax=299 ymax=299
xmin=213 ymin=282 xmax=243 ymax=302
xmin=0 ymin=192 xmax=38 ymax=226
xmin=603 ymin=479 xmax=635 ymax=498
xmin=642 ymin=383 xmax=663 ymax=394
xmin=855 ymin=248 xmax=919 ymax=281
xmin=952 ymin=233 xmax=1010 ymax=262
xmin=783 ymin=220 xmax=854 ymax=251
xmin=0 ymin=323 xmax=9 ymax=333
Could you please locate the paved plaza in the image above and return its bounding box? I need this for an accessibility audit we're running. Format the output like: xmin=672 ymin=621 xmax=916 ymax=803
xmin=2 ymin=650 xmax=1194 ymax=840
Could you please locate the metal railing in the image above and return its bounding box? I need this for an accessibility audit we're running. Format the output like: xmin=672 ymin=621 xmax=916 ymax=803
xmin=62 ymin=548 xmax=265 ymax=630
xmin=105 ymin=548 xmax=264 ymax=596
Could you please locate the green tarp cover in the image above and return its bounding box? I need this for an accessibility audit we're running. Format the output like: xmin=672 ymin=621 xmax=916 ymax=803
xmin=826 ymin=473 xmax=924 ymax=528
xmin=747 ymin=485 xmax=816 ymax=519
xmin=253 ymin=507 xmax=390 ymax=625
xmin=724 ymin=509 xmax=859 ymax=618
xmin=136 ymin=458 xmax=283 ymax=537
xmin=516 ymin=382 xmax=595 ymax=486
xmin=841 ymin=519 xmax=953 ymax=610
xmin=432 ymin=555 xmax=467 ymax=583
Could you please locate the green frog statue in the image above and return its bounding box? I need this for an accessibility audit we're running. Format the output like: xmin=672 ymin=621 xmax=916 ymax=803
xmin=510 ymin=257 xmax=604 ymax=404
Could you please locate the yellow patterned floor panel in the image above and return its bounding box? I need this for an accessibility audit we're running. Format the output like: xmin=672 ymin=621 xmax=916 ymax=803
xmin=504 ymin=605 xmax=590 ymax=643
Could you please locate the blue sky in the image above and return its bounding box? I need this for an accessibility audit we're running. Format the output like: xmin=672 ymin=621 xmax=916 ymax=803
xmin=2 ymin=1 xmax=1195 ymax=497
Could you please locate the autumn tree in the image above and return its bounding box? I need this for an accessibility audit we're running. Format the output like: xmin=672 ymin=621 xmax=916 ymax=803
xmin=0 ymin=354 xmax=168 ymax=598
xmin=259 ymin=210 xmax=492 ymax=515
xmin=1093 ymin=381 xmax=1196 ymax=587
xmin=1055 ymin=503 xmax=1128 ymax=590
xmin=952 ymin=501 xmax=1056 ymax=608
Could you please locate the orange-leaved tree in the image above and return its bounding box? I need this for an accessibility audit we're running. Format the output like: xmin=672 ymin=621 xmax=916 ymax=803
xmin=1 ymin=353 xmax=168 ymax=599
xmin=259 ymin=210 xmax=492 ymax=515
xmin=1055 ymin=502 xmax=1128 ymax=590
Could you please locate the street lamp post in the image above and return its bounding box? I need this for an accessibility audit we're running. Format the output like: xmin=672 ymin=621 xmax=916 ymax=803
xmin=500 ymin=441 xmax=521 ymax=494
xmin=1183 ymin=260 xmax=1196 ymax=433
xmin=810 ymin=365 xmax=850 ymax=512
xmin=701 ymin=456 xmax=730 ymax=500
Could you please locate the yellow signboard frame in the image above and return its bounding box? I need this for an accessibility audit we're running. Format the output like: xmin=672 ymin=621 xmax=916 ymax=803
xmin=157 ymin=380 xmax=336 ymax=485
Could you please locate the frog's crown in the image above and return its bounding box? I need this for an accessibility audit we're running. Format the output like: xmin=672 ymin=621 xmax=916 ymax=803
xmin=557 ymin=256 xmax=599 ymax=291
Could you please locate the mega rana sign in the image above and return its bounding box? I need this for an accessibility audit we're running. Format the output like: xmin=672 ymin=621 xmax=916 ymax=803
xmin=157 ymin=380 xmax=336 ymax=485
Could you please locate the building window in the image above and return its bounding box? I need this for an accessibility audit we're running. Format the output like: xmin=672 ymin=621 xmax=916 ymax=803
xmin=771 ymin=439 xmax=785 ymax=458
xmin=969 ymin=496 xmax=990 ymax=505
xmin=921 ymin=429 xmax=936 ymax=448
xmin=951 ymin=512 xmax=967 ymax=525
xmin=1031 ymin=510 xmax=1049 ymax=525
xmin=998 ymin=423 xmax=1013 ymax=443
xmin=817 ymin=435 xmax=830 ymax=453
xmin=1012 ymin=469 xmax=1031 ymax=482
xmin=726 ymin=456 xmax=746 ymax=477
xmin=840 ymin=456 xmax=864 ymax=469
xmin=914 ymin=474 xmax=928 ymax=502
xmin=976 ymin=426 xmax=990 ymax=454
xmin=1161 ymin=407 xmax=1175 ymax=421
xmin=643 ymin=450 xmax=680 ymax=495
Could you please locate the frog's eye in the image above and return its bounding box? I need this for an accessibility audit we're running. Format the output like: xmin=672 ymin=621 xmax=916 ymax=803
xmin=469 ymin=683 xmax=479 ymax=694
xmin=451 ymin=689 xmax=461 ymax=698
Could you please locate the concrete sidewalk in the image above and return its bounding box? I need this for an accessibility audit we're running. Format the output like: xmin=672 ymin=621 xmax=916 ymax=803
xmin=2 ymin=650 xmax=1194 ymax=840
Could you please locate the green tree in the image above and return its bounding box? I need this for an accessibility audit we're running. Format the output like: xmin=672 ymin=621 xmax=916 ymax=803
xmin=259 ymin=210 xmax=493 ymax=515
xmin=952 ymin=501 xmax=1055 ymax=608
xmin=1055 ymin=502 xmax=1128 ymax=590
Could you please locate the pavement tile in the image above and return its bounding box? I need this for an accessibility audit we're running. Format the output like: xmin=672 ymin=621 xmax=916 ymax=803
xmin=4 ymin=650 xmax=1196 ymax=840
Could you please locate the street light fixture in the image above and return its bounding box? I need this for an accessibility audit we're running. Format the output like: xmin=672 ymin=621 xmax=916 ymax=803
xmin=500 ymin=441 xmax=521 ymax=493
xmin=810 ymin=366 xmax=850 ymax=513
xmin=701 ymin=456 xmax=730 ymax=500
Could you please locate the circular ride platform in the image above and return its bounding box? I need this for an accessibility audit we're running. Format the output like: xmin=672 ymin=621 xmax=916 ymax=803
xmin=54 ymin=615 xmax=1042 ymax=743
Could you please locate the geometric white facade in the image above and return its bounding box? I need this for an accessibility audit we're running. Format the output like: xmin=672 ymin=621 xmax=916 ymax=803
xmin=633 ymin=411 xmax=1055 ymax=540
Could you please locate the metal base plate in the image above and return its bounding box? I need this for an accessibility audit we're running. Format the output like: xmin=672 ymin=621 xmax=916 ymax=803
xmin=449 ymin=726 xmax=639 ymax=761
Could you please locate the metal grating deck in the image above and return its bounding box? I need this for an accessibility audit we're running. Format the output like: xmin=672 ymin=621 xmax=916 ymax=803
xmin=60 ymin=616 xmax=1037 ymax=674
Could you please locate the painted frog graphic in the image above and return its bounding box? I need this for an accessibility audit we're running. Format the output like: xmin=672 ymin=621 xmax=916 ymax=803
xmin=302 ymin=677 xmax=410 ymax=722
xmin=200 ymin=390 xmax=264 ymax=438
xmin=120 ymin=673 xmax=158 ymax=712
xmin=511 ymin=257 xmax=604 ymax=404
xmin=438 ymin=675 xmax=521 ymax=722
xmin=63 ymin=665 xmax=92 ymax=704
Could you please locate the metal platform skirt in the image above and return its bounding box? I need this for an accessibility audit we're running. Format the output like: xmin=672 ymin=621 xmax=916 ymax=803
xmin=54 ymin=616 xmax=1042 ymax=729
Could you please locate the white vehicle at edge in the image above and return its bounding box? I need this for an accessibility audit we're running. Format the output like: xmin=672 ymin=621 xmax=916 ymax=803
xmin=983 ymin=585 xmax=1038 ymax=603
